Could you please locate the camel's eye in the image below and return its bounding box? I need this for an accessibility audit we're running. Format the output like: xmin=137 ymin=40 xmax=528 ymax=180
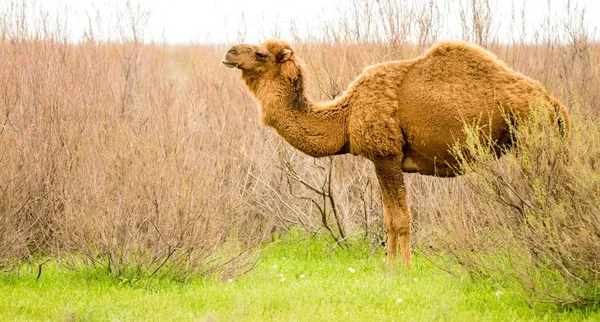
xmin=255 ymin=52 xmax=268 ymax=61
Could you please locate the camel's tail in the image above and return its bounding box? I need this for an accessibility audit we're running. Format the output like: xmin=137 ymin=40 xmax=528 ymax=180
xmin=552 ymin=99 xmax=571 ymax=138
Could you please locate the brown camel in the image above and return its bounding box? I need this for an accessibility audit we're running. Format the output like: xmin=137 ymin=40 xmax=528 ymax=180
xmin=222 ymin=40 xmax=569 ymax=267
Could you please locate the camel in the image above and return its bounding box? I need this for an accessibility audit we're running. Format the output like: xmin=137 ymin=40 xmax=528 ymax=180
xmin=221 ymin=39 xmax=570 ymax=267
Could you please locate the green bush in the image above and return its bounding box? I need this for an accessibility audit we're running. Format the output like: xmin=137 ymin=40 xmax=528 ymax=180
xmin=422 ymin=106 xmax=600 ymax=306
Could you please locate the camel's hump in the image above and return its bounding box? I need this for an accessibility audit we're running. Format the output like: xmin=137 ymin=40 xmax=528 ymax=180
xmin=425 ymin=41 xmax=501 ymax=63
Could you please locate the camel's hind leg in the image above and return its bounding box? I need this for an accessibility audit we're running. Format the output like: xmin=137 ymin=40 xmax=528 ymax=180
xmin=374 ymin=155 xmax=412 ymax=268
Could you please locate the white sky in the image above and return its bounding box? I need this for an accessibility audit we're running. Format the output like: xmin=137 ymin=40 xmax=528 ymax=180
xmin=6 ymin=0 xmax=600 ymax=44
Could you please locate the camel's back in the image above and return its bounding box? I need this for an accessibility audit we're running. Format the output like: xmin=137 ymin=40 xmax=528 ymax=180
xmin=400 ymin=42 xmax=559 ymax=174
xmin=405 ymin=41 xmax=545 ymax=114
xmin=346 ymin=41 xmax=562 ymax=175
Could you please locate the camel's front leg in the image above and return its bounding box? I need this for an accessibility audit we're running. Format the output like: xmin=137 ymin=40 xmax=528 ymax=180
xmin=374 ymin=156 xmax=412 ymax=267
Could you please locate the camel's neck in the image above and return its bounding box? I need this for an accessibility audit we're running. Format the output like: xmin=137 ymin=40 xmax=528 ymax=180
xmin=243 ymin=71 xmax=349 ymax=158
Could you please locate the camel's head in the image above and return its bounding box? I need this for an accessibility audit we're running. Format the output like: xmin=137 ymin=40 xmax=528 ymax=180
xmin=222 ymin=40 xmax=297 ymax=74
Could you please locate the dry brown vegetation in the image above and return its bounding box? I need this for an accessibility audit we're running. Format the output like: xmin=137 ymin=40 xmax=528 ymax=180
xmin=0 ymin=0 xmax=598 ymax=305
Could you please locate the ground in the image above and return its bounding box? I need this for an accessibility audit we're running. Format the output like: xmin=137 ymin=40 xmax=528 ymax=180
xmin=0 ymin=235 xmax=597 ymax=321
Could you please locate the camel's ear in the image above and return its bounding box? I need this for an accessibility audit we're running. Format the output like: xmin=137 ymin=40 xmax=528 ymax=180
xmin=276 ymin=49 xmax=292 ymax=63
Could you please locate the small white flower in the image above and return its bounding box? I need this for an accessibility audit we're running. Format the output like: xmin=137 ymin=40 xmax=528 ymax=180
xmin=278 ymin=273 xmax=284 ymax=278
xmin=272 ymin=264 xmax=278 ymax=270
xmin=396 ymin=298 xmax=403 ymax=303
xmin=495 ymin=291 xmax=503 ymax=296
xmin=347 ymin=267 xmax=356 ymax=274
xmin=299 ymin=274 xmax=305 ymax=279
xmin=227 ymin=278 xmax=234 ymax=283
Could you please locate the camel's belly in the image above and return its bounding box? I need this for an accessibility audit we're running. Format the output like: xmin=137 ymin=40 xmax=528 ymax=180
xmin=401 ymin=152 xmax=460 ymax=177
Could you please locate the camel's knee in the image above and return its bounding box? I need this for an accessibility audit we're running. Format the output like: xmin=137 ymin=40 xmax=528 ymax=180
xmin=381 ymin=183 xmax=411 ymax=237
xmin=392 ymin=213 xmax=411 ymax=236
xmin=383 ymin=210 xmax=393 ymax=231
xmin=384 ymin=210 xmax=411 ymax=236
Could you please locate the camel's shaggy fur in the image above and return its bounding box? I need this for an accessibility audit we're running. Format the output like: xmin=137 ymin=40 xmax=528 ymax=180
xmin=222 ymin=40 xmax=570 ymax=267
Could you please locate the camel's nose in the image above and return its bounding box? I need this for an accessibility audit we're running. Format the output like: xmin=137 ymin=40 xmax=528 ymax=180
xmin=222 ymin=49 xmax=240 ymax=68
xmin=223 ymin=47 xmax=240 ymax=62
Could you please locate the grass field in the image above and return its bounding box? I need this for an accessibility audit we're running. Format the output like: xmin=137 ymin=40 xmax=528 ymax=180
xmin=1 ymin=235 xmax=597 ymax=321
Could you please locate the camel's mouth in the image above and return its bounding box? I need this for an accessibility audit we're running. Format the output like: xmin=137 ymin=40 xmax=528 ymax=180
xmin=221 ymin=60 xmax=240 ymax=68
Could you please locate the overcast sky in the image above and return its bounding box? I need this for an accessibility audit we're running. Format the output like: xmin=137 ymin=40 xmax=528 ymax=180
xmin=6 ymin=0 xmax=600 ymax=44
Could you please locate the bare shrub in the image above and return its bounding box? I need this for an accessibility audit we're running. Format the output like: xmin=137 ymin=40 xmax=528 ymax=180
xmin=459 ymin=0 xmax=496 ymax=47
xmin=0 ymin=3 xmax=267 ymax=277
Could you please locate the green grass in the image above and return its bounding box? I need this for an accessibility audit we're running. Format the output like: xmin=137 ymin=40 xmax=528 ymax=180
xmin=1 ymin=234 xmax=598 ymax=321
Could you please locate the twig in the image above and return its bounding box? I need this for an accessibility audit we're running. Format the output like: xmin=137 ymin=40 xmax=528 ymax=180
xmin=36 ymin=258 xmax=51 ymax=280
xmin=328 ymin=231 xmax=368 ymax=252
xmin=327 ymin=157 xmax=346 ymax=239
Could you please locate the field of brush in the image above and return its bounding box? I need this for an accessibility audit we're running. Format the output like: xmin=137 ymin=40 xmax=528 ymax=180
xmin=0 ymin=0 xmax=599 ymax=320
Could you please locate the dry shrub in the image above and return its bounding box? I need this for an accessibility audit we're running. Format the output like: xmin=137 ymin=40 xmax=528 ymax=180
xmin=0 ymin=4 xmax=272 ymax=277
